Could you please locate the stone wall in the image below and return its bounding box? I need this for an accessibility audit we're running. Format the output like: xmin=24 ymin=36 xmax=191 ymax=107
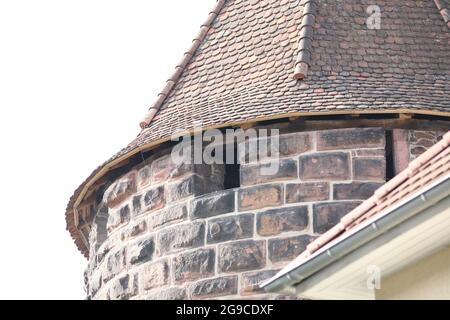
xmin=84 ymin=126 xmax=442 ymax=300
xmin=408 ymin=130 xmax=446 ymax=160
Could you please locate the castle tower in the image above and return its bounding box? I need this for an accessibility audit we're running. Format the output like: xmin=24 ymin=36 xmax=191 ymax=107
xmin=66 ymin=0 xmax=450 ymax=300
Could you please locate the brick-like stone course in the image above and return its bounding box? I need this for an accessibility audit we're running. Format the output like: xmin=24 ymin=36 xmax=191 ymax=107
xmin=148 ymin=204 xmax=187 ymax=231
xmin=314 ymin=202 xmax=361 ymax=234
xmin=190 ymin=190 xmax=235 ymax=219
xmin=127 ymin=236 xmax=154 ymax=265
xmin=286 ymin=182 xmax=329 ymax=203
xmin=207 ymin=214 xmax=254 ymax=244
xmin=353 ymin=158 xmax=386 ymax=181
xmin=139 ymin=260 xmax=169 ymax=291
xmin=85 ymin=127 xmax=439 ymax=300
xmin=408 ymin=130 xmax=446 ymax=160
xmin=333 ymin=182 xmax=383 ymax=200
xmin=317 ymin=128 xmax=385 ymax=151
xmin=268 ymin=235 xmax=314 ymax=264
xmin=241 ymin=270 xmax=279 ymax=295
xmin=238 ymin=184 xmax=283 ymax=211
xmin=218 ymin=240 xmax=266 ymax=273
xmin=240 ymin=159 xmax=298 ymax=186
xmin=157 ymin=222 xmax=205 ymax=255
xmin=190 ymin=276 xmax=238 ymax=299
xmin=299 ymin=152 xmax=350 ymax=181
xmin=172 ymin=248 xmax=215 ymax=283
xmin=104 ymin=171 xmax=137 ymax=208
xmin=257 ymin=206 xmax=308 ymax=236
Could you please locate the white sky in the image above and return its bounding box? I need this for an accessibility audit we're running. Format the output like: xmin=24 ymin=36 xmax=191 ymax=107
xmin=0 ymin=0 xmax=211 ymax=299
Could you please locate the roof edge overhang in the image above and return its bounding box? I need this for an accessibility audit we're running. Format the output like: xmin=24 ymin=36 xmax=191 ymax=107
xmin=67 ymin=109 xmax=450 ymax=258
xmin=261 ymin=172 xmax=450 ymax=297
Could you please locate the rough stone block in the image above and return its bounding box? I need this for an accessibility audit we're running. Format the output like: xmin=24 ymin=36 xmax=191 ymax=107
xmin=238 ymin=132 xmax=312 ymax=163
xmin=173 ymin=248 xmax=215 ymax=283
xmin=313 ymin=202 xmax=361 ymax=233
xmin=268 ymin=235 xmax=314 ymax=264
xmin=207 ymin=214 xmax=254 ymax=244
xmin=240 ymin=159 xmax=298 ymax=186
xmin=218 ymin=240 xmax=265 ymax=273
xmin=103 ymin=248 xmax=126 ymax=283
xmin=137 ymin=165 xmax=151 ymax=188
xmin=148 ymin=204 xmax=187 ymax=231
xmin=286 ymin=182 xmax=330 ymax=203
xmin=278 ymin=132 xmax=313 ymax=157
xmin=238 ymin=184 xmax=283 ymax=211
xmin=299 ymin=152 xmax=350 ymax=181
xmin=317 ymin=127 xmax=385 ymax=150
xmin=121 ymin=219 xmax=147 ymax=241
xmin=151 ymin=148 xmax=225 ymax=180
xmin=142 ymin=186 xmax=165 ymax=214
xmin=353 ymin=158 xmax=386 ymax=181
xmin=104 ymin=171 xmax=137 ymax=208
xmin=190 ymin=276 xmax=238 ymax=299
xmin=167 ymin=175 xmax=208 ymax=202
xmin=410 ymin=146 xmax=427 ymax=157
xmin=140 ymin=260 xmax=169 ymax=291
xmin=145 ymin=287 xmax=187 ymax=300
xmin=241 ymin=269 xmax=279 ymax=295
xmin=127 ymin=236 xmax=154 ymax=265
xmin=355 ymin=149 xmax=385 ymax=157
xmin=95 ymin=239 xmax=114 ymax=266
xmin=150 ymin=153 xmax=179 ymax=183
xmin=190 ymin=190 xmax=235 ymax=220
xmin=89 ymin=270 xmax=102 ymax=297
xmin=157 ymin=222 xmax=205 ymax=255
xmin=257 ymin=206 xmax=308 ymax=236
xmin=333 ymin=182 xmax=382 ymax=200
xmin=107 ymin=204 xmax=131 ymax=233
xmin=109 ymin=274 xmax=138 ymax=300
xmin=132 ymin=194 xmax=142 ymax=215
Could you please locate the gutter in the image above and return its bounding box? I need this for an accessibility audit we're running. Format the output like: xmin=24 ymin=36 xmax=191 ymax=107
xmin=262 ymin=173 xmax=450 ymax=294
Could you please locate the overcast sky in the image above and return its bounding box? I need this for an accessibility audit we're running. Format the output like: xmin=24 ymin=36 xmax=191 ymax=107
xmin=0 ymin=0 xmax=211 ymax=299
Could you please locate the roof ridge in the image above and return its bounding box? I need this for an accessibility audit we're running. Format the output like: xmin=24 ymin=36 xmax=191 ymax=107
xmin=139 ymin=0 xmax=227 ymax=129
xmin=293 ymin=0 xmax=317 ymax=80
xmin=434 ymin=0 xmax=450 ymax=29
xmin=303 ymin=130 xmax=450 ymax=256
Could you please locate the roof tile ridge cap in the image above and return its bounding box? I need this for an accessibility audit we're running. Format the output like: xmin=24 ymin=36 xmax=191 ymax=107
xmin=293 ymin=0 xmax=318 ymax=80
xmin=434 ymin=0 xmax=450 ymax=28
xmin=139 ymin=0 xmax=227 ymax=129
xmin=305 ymin=130 xmax=450 ymax=256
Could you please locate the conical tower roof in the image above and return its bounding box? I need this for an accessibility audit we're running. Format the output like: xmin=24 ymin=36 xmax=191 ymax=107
xmin=67 ymin=0 xmax=450 ymax=256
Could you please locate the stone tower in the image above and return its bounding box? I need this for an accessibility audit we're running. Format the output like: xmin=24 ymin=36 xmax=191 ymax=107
xmin=66 ymin=0 xmax=450 ymax=300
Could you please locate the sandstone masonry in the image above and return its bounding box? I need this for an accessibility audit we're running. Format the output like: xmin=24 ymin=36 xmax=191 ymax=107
xmin=83 ymin=127 xmax=442 ymax=300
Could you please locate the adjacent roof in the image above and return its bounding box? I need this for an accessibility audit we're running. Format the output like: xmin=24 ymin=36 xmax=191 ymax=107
xmin=67 ymin=0 xmax=450 ymax=256
xmin=262 ymin=130 xmax=450 ymax=292
xmin=434 ymin=0 xmax=450 ymax=29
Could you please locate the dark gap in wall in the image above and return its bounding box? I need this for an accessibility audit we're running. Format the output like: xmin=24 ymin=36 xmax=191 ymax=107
xmin=385 ymin=130 xmax=395 ymax=181
xmin=304 ymin=114 xmax=350 ymax=121
xmin=257 ymin=117 xmax=290 ymax=126
xmin=413 ymin=114 xmax=450 ymax=122
xmin=359 ymin=113 xmax=398 ymax=119
xmin=224 ymin=143 xmax=240 ymax=189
